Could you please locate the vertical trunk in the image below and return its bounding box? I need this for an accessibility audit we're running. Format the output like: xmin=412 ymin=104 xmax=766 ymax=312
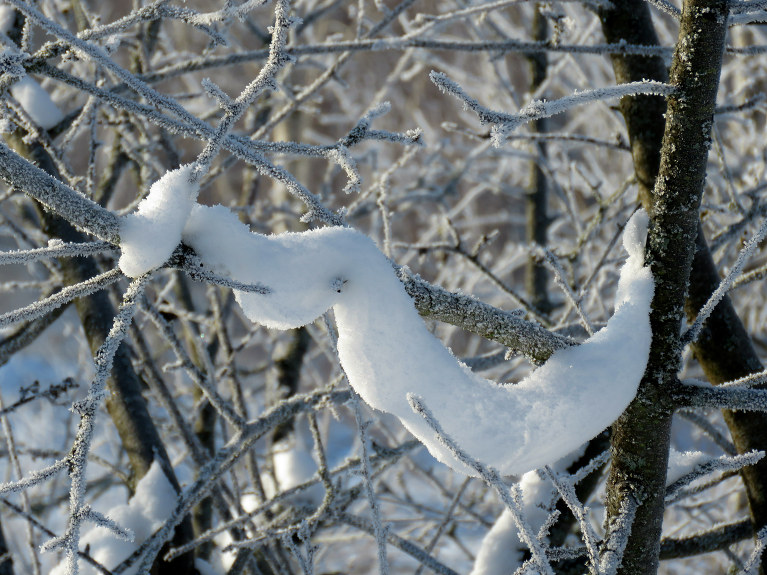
xmin=603 ymin=2 xmax=728 ymax=574
xmin=599 ymin=4 xmax=767 ymax=571
xmin=525 ymin=5 xmax=552 ymax=315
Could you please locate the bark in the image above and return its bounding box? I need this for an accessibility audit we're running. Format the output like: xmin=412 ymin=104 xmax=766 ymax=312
xmin=600 ymin=2 xmax=767 ymax=571
xmin=601 ymin=1 xmax=728 ymax=573
xmin=272 ymin=327 xmax=311 ymax=443
xmin=525 ymin=5 xmax=553 ymax=315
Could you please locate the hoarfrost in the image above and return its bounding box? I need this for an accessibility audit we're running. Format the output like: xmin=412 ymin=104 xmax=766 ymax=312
xmin=49 ymin=461 xmax=177 ymax=575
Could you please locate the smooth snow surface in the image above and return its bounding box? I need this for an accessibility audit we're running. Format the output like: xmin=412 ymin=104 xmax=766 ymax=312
xmin=183 ymin=206 xmax=654 ymax=476
xmin=50 ymin=461 xmax=177 ymax=575
xmin=119 ymin=165 xmax=199 ymax=277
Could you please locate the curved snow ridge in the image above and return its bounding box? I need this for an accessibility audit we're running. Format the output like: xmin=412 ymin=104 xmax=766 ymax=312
xmin=182 ymin=205 xmax=654 ymax=477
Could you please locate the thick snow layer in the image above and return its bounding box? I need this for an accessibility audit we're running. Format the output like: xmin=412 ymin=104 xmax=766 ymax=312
xmin=50 ymin=461 xmax=177 ymax=575
xmin=183 ymin=206 xmax=654 ymax=477
xmin=119 ymin=165 xmax=199 ymax=277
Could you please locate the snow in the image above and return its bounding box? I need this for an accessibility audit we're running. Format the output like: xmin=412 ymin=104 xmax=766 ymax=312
xmin=471 ymin=450 xmax=583 ymax=575
xmin=268 ymin=416 xmax=326 ymax=506
xmin=183 ymin=205 xmax=654 ymax=476
xmin=666 ymin=449 xmax=712 ymax=485
xmin=118 ymin=165 xmax=199 ymax=278
xmin=471 ymin=447 xmax=712 ymax=575
xmin=8 ymin=75 xmax=64 ymax=130
xmin=49 ymin=460 xmax=178 ymax=575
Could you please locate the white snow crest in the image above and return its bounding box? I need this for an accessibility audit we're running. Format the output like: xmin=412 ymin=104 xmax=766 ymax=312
xmin=49 ymin=461 xmax=178 ymax=575
xmin=180 ymin=205 xmax=655 ymax=477
xmin=118 ymin=165 xmax=199 ymax=278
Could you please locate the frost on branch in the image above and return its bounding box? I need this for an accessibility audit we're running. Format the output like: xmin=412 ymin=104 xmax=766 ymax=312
xmin=118 ymin=164 xmax=199 ymax=278
xmin=49 ymin=461 xmax=177 ymax=575
xmin=183 ymin=206 xmax=654 ymax=477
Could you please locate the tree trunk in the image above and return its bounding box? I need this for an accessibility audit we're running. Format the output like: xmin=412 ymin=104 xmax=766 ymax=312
xmin=602 ymin=1 xmax=728 ymax=573
xmin=599 ymin=3 xmax=767 ymax=572
xmin=525 ymin=5 xmax=552 ymax=315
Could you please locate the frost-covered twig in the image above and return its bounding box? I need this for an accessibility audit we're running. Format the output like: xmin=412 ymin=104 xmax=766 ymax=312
xmin=665 ymin=451 xmax=765 ymax=505
xmin=0 ymin=496 xmax=113 ymax=575
xmin=719 ymin=369 xmax=767 ymax=389
xmin=0 ymin=141 xmax=121 ymax=243
xmin=139 ymin=39 xmax=672 ymax=84
xmin=659 ymin=519 xmax=753 ymax=559
xmin=0 ymin=268 xmax=122 ymax=328
xmin=405 ymin=0 xmax=612 ymax=40
xmin=0 ymin=240 xmax=114 ymax=265
xmin=43 ymin=275 xmax=147 ymax=575
xmin=127 ymin=388 xmax=349 ymax=574
xmin=349 ymin=387 xmax=390 ymax=575
xmin=399 ymin=268 xmax=572 ymax=363
xmin=543 ymin=466 xmax=600 ymax=572
xmin=536 ymin=246 xmax=594 ymax=336
xmin=680 ymin=383 xmax=767 ymax=412
xmin=739 ymin=525 xmax=767 ymax=575
xmin=430 ymin=73 xmax=674 ymax=145
xmin=599 ymin=494 xmax=637 ymax=575
xmin=682 ymin=215 xmax=767 ymax=345
xmin=165 ymin=438 xmax=417 ymax=560
xmin=179 ymin=253 xmax=271 ymax=294
xmin=644 ymin=0 xmax=681 ymax=17
xmin=336 ymin=512 xmax=461 ymax=575
xmin=192 ymin=0 xmax=293 ymax=179
xmin=0 ymin=457 xmax=68 ymax=495
xmin=408 ymin=394 xmax=554 ymax=575
xmin=140 ymin=299 xmax=246 ymax=428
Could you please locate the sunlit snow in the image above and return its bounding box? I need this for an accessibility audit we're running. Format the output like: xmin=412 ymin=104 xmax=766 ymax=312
xmin=182 ymin=205 xmax=654 ymax=476
xmin=118 ymin=165 xmax=199 ymax=277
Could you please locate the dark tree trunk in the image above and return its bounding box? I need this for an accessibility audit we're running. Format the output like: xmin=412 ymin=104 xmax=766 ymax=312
xmin=601 ymin=1 xmax=729 ymax=573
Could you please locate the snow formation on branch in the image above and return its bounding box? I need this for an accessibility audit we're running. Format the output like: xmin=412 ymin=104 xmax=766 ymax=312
xmin=118 ymin=165 xmax=199 ymax=277
xmin=116 ymin=161 xmax=652 ymax=476
xmin=180 ymin=203 xmax=653 ymax=476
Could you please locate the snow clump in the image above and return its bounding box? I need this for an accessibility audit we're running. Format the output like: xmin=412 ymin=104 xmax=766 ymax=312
xmin=119 ymin=165 xmax=199 ymax=277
